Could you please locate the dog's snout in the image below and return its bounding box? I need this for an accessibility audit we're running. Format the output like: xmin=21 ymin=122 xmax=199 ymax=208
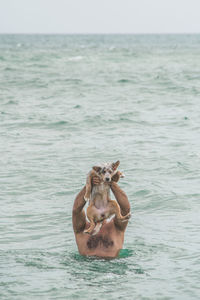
xmin=105 ymin=177 xmax=110 ymax=182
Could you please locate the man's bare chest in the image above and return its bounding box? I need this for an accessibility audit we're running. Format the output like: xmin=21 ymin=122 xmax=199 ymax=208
xmin=86 ymin=234 xmax=114 ymax=250
xmin=75 ymin=222 xmax=124 ymax=258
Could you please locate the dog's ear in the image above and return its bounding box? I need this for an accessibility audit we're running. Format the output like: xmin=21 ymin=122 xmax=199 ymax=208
xmin=92 ymin=166 xmax=101 ymax=173
xmin=112 ymin=160 xmax=120 ymax=170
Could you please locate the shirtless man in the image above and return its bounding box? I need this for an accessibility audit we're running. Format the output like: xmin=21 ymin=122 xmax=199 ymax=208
xmin=72 ymin=175 xmax=130 ymax=258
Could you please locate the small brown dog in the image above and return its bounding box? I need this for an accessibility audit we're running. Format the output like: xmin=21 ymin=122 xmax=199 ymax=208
xmin=84 ymin=161 xmax=131 ymax=235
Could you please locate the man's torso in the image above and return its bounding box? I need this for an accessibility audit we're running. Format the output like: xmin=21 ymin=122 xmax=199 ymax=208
xmin=75 ymin=220 xmax=125 ymax=258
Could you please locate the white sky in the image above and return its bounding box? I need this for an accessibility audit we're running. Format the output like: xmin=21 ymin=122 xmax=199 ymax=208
xmin=0 ymin=0 xmax=200 ymax=34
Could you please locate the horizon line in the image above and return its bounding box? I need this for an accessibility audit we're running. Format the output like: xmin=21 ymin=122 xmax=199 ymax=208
xmin=0 ymin=32 xmax=200 ymax=35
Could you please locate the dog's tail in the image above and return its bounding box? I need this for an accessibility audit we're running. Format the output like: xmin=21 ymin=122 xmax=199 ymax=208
xmin=91 ymin=222 xmax=102 ymax=236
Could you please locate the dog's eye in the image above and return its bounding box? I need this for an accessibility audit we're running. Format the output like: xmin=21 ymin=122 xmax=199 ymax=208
xmin=102 ymin=169 xmax=106 ymax=174
xmin=108 ymin=170 xmax=112 ymax=174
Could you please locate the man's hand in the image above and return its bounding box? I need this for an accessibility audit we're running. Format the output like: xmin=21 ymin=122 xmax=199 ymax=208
xmin=92 ymin=176 xmax=101 ymax=185
xmin=111 ymin=171 xmax=121 ymax=183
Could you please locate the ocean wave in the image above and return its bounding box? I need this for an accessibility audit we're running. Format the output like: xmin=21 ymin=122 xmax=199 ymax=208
xmin=68 ymin=56 xmax=83 ymax=61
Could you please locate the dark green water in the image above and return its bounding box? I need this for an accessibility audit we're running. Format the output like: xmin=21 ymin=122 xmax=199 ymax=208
xmin=0 ymin=34 xmax=200 ymax=299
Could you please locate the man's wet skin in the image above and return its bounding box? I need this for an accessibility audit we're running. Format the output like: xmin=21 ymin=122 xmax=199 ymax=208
xmin=72 ymin=175 xmax=130 ymax=258
xmin=87 ymin=234 xmax=114 ymax=249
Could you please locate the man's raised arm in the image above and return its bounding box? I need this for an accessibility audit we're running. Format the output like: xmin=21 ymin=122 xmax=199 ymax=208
xmin=72 ymin=186 xmax=87 ymax=233
xmin=110 ymin=182 xmax=131 ymax=230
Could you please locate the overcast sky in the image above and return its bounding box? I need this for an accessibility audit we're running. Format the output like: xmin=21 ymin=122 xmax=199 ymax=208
xmin=0 ymin=0 xmax=200 ymax=34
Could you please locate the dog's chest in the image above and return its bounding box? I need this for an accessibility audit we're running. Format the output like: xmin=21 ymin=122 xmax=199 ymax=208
xmin=91 ymin=183 xmax=110 ymax=206
xmin=92 ymin=183 xmax=109 ymax=194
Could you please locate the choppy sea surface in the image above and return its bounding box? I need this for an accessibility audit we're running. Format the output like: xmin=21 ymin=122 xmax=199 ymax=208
xmin=0 ymin=34 xmax=200 ymax=299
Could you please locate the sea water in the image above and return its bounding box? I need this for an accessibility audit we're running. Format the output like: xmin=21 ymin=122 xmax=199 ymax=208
xmin=0 ymin=34 xmax=200 ymax=299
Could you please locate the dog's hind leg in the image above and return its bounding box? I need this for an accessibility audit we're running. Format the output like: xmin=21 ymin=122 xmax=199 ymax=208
xmin=84 ymin=205 xmax=96 ymax=234
xmin=108 ymin=200 xmax=131 ymax=221
xmin=91 ymin=222 xmax=102 ymax=236
xmin=84 ymin=218 xmax=96 ymax=234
